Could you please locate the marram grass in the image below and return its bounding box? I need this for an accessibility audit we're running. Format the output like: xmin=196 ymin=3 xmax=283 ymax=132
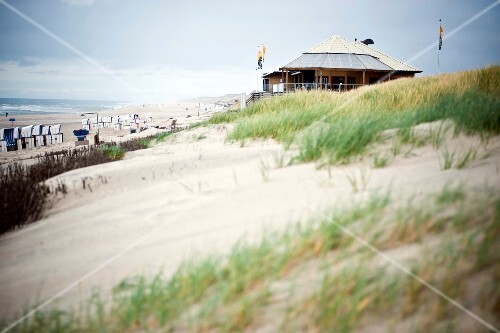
xmin=3 ymin=186 xmax=498 ymax=332
xmin=210 ymin=66 xmax=500 ymax=164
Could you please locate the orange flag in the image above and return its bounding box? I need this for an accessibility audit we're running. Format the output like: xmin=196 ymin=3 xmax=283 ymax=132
xmin=439 ymin=21 xmax=443 ymax=50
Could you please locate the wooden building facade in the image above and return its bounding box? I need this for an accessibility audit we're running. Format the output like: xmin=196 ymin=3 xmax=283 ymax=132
xmin=263 ymin=35 xmax=421 ymax=93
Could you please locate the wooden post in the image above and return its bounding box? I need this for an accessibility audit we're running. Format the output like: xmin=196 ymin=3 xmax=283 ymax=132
xmin=363 ymin=70 xmax=366 ymax=85
xmin=285 ymin=70 xmax=289 ymax=93
xmin=320 ymin=70 xmax=323 ymax=90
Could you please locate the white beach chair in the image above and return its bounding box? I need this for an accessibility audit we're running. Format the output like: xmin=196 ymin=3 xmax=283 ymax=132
xmin=32 ymin=124 xmax=42 ymax=136
xmin=25 ymin=137 xmax=35 ymax=148
xmin=13 ymin=127 xmax=21 ymax=140
xmin=51 ymin=124 xmax=61 ymax=134
xmin=35 ymin=135 xmax=45 ymax=147
xmin=51 ymin=124 xmax=63 ymax=144
xmin=21 ymin=125 xmax=33 ymax=138
xmin=42 ymin=125 xmax=51 ymax=135
xmin=0 ymin=128 xmax=6 ymax=152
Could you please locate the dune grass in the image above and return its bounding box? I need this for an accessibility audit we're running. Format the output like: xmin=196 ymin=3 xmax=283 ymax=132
xmin=3 ymin=185 xmax=498 ymax=332
xmin=209 ymin=66 xmax=500 ymax=164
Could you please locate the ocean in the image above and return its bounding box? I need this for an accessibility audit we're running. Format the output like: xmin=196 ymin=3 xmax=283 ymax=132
xmin=0 ymin=98 xmax=128 ymax=116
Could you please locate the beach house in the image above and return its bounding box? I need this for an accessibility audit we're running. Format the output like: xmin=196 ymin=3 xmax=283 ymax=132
xmin=262 ymin=35 xmax=421 ymax=93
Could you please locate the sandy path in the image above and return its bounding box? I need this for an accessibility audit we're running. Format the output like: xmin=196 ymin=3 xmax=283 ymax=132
xmin=0 ymin=123 xmax=499 ymax=321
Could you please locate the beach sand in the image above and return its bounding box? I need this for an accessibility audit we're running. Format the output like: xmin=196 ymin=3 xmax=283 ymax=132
xmin=0 ymin=102 xmax=213 ymax=165
xmin=0 ymin=118 xmax=499 ymax=322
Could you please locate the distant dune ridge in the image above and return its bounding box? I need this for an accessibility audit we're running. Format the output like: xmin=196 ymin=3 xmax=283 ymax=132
xmin=0 ymin=67 xmax=499 ymax=332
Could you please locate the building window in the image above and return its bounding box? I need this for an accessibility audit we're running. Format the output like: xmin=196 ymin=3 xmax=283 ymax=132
xmin=263 ymin=79 xmax=270 ymax=92
xmin=331 ymin=76 xmax=345 ymax=91
xmin=347 ymin=77 xmax=356 ymax=90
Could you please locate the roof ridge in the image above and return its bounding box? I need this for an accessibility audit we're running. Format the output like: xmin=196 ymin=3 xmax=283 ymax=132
xmin=310 ymin=35 xmax=338 ymax=53
xmin=307 ymin=35 xmax=368 ymax=55
xmin=337 ymin=36 xmax=354 ymax=53
xmin=355 ymin=41 xmax=420 ymax=71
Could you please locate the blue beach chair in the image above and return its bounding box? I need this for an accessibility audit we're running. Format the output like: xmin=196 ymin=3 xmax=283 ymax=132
xmin=4 ymin=128 xmax=15 ymax=147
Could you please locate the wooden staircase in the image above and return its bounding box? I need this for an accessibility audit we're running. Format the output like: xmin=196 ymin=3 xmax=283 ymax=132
xmin=245 ymin=92 xmax=272 ymax=107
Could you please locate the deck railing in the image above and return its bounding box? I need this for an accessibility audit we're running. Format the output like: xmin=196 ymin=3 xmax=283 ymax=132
xmin=264 ymin=83 xmax=365 ymax=94
xmin=247 ymin=82 xmax=366 ymax=106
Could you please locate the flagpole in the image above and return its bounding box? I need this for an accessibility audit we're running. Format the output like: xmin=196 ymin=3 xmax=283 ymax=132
xmin=437 ymin=49 xmax=440 ymax=74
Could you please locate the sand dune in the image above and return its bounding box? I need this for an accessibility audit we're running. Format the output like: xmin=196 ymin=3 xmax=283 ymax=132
xmin=0 ymin=119 xmax=499 ymax=320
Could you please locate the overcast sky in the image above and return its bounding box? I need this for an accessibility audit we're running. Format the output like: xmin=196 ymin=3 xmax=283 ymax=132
xmin=0 ymin=0 xmax=498 ymax=102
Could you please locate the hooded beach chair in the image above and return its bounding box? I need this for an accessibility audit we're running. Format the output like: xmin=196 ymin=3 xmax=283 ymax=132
xmin=42 ymin=125 xmax=51 ymax=135
xmin=21 ymin=125 xmax=33 ymax=138
xmin=2 ymin=128 xmax=16 ymax=151
xmin=4 ymin=128 xmax=16 ymax=147
xmin=31 ymin=124 xmax=43 ymax=147
xmin=12 ymin=127 xmax=25 ymax=150
xmin=0 ymin=128 xmax=6 ymax=152
xmin=51 ymin=124 xmax=63 ymax=144
xmin=32 ymin=124 xmax=42 ymax=136
xmin=13 ymin=127 xmax=21 ymax=140
xmin=41 ymin=125 xmax=52 ymax=145
xmin=51 ymin=124 xmax=61 ymax=134
xmin=21 ymin=125 xmax=34 ymax=149
xmin=82 ymin=118 xmax=90 ymax=131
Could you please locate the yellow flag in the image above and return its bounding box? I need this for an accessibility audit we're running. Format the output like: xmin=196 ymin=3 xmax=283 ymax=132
xmin=439 ymin=24 xmax=443 ymax=50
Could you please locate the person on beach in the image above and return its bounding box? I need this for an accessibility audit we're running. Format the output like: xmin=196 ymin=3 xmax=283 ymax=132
xmin=5 ymin=112 xmax=8 ymax=117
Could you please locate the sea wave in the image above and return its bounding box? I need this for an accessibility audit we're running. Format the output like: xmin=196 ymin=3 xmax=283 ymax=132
xmin=0 ymin=98 xmax=127 ymax=115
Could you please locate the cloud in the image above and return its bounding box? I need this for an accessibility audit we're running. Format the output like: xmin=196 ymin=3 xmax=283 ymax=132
xmin=18 ymin=58 xmax=40 ymax=67
xmin=60 ymin=0 xmax=95 ymax=6
xmin=0 ymin=58 xmax=256 ymax=101
xmin=29 ymin=69 xmax=61 ymax=75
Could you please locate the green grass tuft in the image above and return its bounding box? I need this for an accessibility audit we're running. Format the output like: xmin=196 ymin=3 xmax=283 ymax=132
xmin=99 ymin=145 xmax=124 ymax=160
xmin=209 ymin=66 xmax=500 ymax=165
